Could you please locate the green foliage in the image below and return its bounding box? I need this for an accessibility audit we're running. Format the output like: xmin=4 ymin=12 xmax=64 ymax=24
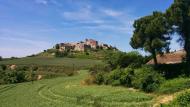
xmin=167 ymin=91 xmax=190 ymax=107
xmin=95 ymin=72 xmax=105 ymax=85
xmin=157 ymin=78 xmax=190 ymax=94
xmin=104 ymin=51 xmax=144 ymax=69
xmin=4 ymin=70 xmax=27 ymax=84
xmin=106 ymin=68 xmax=122 ymax=85
xmin=0 ymin=64 xmax=7 ymax=70
xmin=133 ymin=66 xmax=164 ymax=92
xmin=166 ymin=0 xmax=190 ymax=65
xmin=120 ymin=68 xmax=134 ymax=87
xmin=175 ymin=91 xmax=190 ymax=107
xmin=0 ymin=57 xmax=102 ymax=68
xmin=0 ymin=56 xmax=2 ymax=61
xmin=89 ymin=64 xmax=111 ymax=75
xmin=130 ymin=11 xmax=170 ymax=65
xmin=46 ymin=49 xmax=57 ymax=53
xmin=55 ymin=50 xmax=69 ymax=57
xmin=91 ymin=64 xmax=164 ymax=93
xmin=55 ymin=44 xmax=60 ymax=49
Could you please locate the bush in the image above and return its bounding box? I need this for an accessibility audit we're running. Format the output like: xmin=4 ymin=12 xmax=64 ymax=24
xmin=158 ymin=78 xmax=190 ymax=94
xmin=104 ymin=51 xmax=144 ymax=69
xmin=0 ymin=64 xmax=7 ymax=70
xmin=120 ymin=68 xmax=134 ymax=87
xmin=105 ymin=68 xmax=122 ymax=85
xmin=89 ymin=64 xmax=111 ymax=75
xmin=133 ymin=66 xmax=164 ymax=92
xmin=95 ymin=72 xmax=105 ymax=85
xmin=111 ymin=80 xmax=121 ymax=86
xmin=167 ymin=91 xmax=190 ymax=107
xmin=0 ymin=56 xmax=2 ymax=61
xmin=175 ymin=91 xmax=190 ymax=107
xmin=4 ymin=70 xmax=27 ymax=84
xmin=55 ymin=51 xmax=69 ymax=57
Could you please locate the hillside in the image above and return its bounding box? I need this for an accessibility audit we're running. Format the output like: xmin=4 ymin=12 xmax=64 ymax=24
xmin=0 ymin=57 xmax=102 ymax=67
xmin=34 ymin=39 xmax=118 ymax=60
xmin=0 ymin=70 xmax=154 ymax=107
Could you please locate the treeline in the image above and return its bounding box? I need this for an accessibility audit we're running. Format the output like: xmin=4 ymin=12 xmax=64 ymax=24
xmin=130 ymin=0 xmax=190 ymax=74
xmin=0 ymin=65 xmax=37 ymax=84
xmin=86 ymin=51 xmax=163 ymax=92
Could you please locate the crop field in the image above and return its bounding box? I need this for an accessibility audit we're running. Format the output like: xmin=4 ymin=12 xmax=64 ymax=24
xmin=0 ymin=57 xmax=102 ymax=67
xmin=0 ymin=70 xmax=154 ymax=107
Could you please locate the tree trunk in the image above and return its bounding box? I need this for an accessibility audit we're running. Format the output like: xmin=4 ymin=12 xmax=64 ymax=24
xmin=152 ymin=49 xmax=158 ymax=66
xmin=184 ymin=34 xmax=190 ymax=64
xmin=184 ymin=32 xmax=190 ymax=75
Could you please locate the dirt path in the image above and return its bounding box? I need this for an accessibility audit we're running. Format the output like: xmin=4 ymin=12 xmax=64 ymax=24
xmin=153 ymin=95 xmax=174 ymax=107
xmin=153 ymin=89 xmax=190 ymax=107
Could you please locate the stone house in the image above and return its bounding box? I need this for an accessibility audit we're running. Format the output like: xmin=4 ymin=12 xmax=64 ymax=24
xmin=74 ymin=43 xmax=90 ymax=51
xmin=85 ymin=39 xmax=98 ymax=49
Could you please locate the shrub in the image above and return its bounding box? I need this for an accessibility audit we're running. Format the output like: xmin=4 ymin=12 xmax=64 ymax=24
xmin=120 ymin=68 xmax=134 ymax=87
xmin=158 ymin=78 xmax=190 ymax=94
xmin=133 ymin=66 xmax=164 ymax=92
xmin=168 ymin=91 xmax=190 ymax=107
xmin=104 ymin=51 xmax=144 ymax=69
xmin=176 ymin=91 xmax=190 ymax=107
xmin=0 ymin=64 xmax=7 ymax=70
xmin=0 ymin=56 xmax=2 ymax=61
xmin=4 ymin=70 xmax=27 ymax=84
xmin=55 ymin=51 xmax=69 ymax=57
xmin=89 ymin=64 xmax=111 ymax=75
xmin=106 ymin=68 xmax=122 ymax=85
xmin=111 ymin=80 xmax=121 ymax=86
xmin=95 ymin=72 xmax=105 ymax=85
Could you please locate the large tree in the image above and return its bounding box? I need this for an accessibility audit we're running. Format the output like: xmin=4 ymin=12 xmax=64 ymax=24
xmin=130 ymin=12 xmax=170 ymax=65
xmin=166 ymin=0 xmax=190 ymax=64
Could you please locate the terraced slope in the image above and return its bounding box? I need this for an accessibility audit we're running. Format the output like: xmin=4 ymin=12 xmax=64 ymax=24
xmin=0 ymin=70 xmax=154 ymax=107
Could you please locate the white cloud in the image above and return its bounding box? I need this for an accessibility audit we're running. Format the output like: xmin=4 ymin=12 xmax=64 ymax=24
xmin=102 ymin=9 xmax=122 ymax=17
xmin=61 ymin=6 xmax=92 ymax=21
xmin=35 ymin=0 xmax=48 ymax=5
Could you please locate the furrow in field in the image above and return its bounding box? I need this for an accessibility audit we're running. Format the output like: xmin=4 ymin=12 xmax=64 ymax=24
xmin=0 ymin=85 xmax=16 ymax=94
xmin=38 ymin=84 xmax=64 ymax=103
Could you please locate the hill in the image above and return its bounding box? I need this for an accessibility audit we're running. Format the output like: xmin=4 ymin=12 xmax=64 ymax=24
xmin=34 ymin=39 xmax=118 ymax=60
xmin=0 ymin=70 xmax=154 ymax=107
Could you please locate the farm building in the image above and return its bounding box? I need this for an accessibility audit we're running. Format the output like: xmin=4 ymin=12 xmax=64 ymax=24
xmin=147 ymin=50 xmax=186 ymax=64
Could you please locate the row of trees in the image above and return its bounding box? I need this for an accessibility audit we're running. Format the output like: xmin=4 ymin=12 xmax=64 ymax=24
xmin=130 ymin=0 xmax=190 ymax=67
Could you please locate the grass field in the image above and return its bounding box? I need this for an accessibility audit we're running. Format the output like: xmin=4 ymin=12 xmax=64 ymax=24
xmin=157 ymin=78 xmax=190 ymax=94
xmin=0 ymin=57 xmax=102 ymax=67
xmin=0 ymin=70 xmax=154 ymax=107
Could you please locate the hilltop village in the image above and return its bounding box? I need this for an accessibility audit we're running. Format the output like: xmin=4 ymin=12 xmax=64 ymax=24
xmin=54 ymin=39 xmax=117 ymax=52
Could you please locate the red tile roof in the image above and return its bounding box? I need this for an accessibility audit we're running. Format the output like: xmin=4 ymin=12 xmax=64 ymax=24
xmin=147 ymin=50 xmax=186 ymax=64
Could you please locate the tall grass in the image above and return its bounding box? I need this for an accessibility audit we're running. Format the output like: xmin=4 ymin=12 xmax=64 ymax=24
xmin=157 ymin=78 xmax=190 ymax=94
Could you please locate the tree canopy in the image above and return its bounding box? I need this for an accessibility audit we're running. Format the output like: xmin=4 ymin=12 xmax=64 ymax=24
xmin=166 ymin=0 xmax=190 ymax=64
xmin=130 ymin=12 xmax=170 ymax=65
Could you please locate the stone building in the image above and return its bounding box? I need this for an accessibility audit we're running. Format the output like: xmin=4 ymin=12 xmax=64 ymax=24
xmin=55 ymin=39 xmax=116 ymax=52
xmin=85 ymin=39 xmax=98 ymax=49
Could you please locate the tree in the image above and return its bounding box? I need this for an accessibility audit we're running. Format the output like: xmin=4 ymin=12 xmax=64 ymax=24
xmin=0 ymin=56 xmax=2 ymax=61
xmin=130 ymin=12 xmax=170 ymax=66
xmin=31 ymin=66 xmax=38 ymax=83
xmin=55 ymin=44 xmax=60 ymax=49
xmin=104 ymin=51 xmax=144 ymax=69
xmin=166 ymin=0 xmax=190 ymax=64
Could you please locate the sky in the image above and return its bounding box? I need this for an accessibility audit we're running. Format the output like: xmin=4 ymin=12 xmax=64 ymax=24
xmin=0 ymin=0 xmax=182 ymax=58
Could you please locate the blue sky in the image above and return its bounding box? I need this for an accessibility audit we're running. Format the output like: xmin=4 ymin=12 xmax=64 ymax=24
xmin=0 ymin=0 xmax=181 ymax=58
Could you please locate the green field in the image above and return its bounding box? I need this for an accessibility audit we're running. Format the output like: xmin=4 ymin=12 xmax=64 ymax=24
xmin=0 ymin=57 xmax=102 ymax=67
xmin=0 ymin=70 xmax=154 ymax=107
